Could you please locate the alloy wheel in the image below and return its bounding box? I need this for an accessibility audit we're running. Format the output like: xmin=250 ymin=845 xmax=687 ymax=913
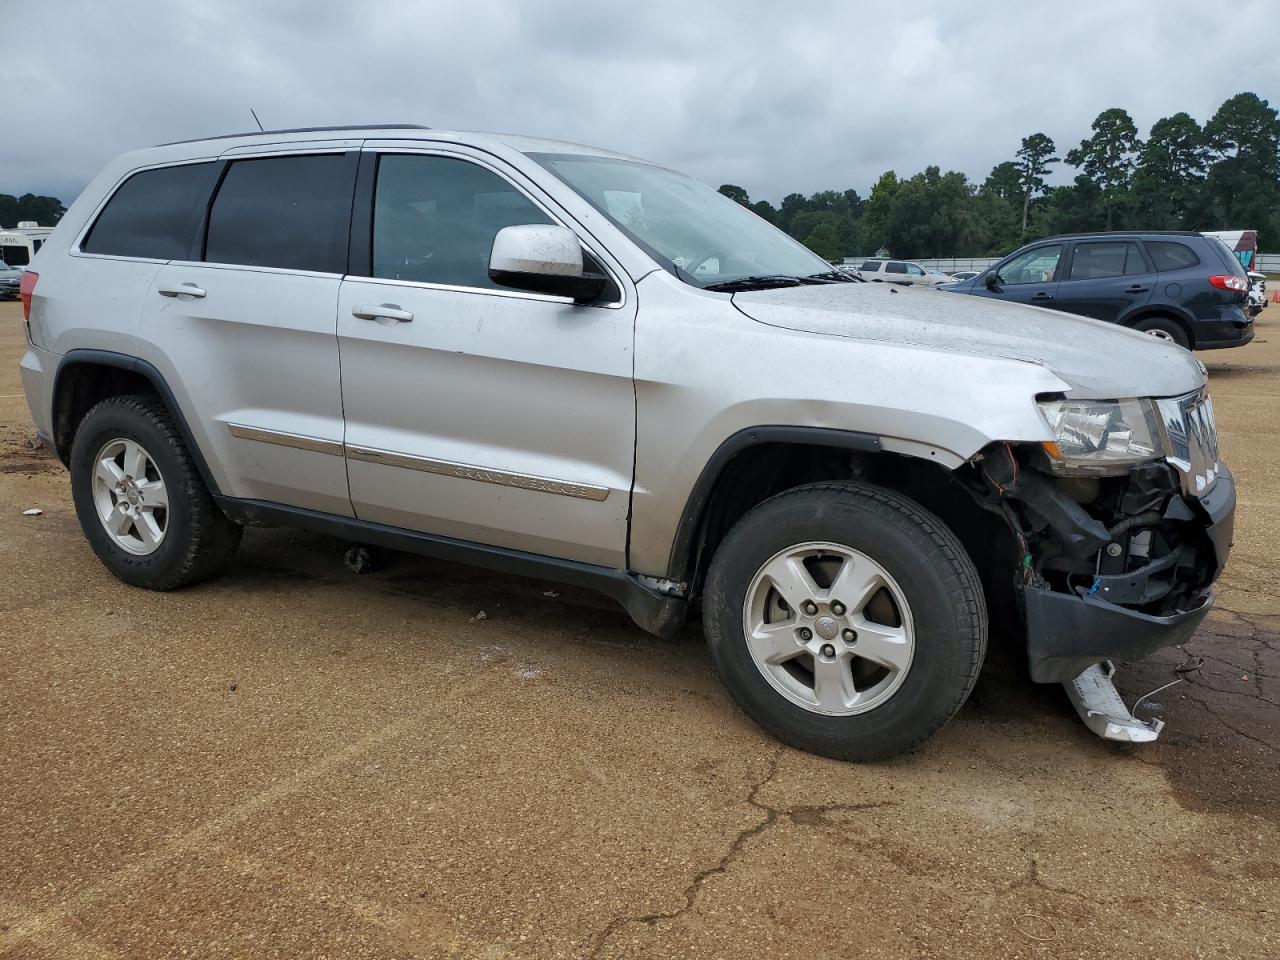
xmin=91 ymin=437 xmax=169 ymax=555
xmin=742 ymin=541 xmax=915 ymax=716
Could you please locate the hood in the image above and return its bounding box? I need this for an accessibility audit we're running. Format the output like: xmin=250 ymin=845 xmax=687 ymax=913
xmin=731 ymin=282 xmax=1205 ymax=398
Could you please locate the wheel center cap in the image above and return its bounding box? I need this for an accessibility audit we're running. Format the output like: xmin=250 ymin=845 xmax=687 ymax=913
xmin=814 ymin=616 xmax=839 ymax=641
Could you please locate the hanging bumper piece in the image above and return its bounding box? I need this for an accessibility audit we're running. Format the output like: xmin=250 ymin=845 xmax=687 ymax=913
xmin=1063 ymin=660 xmax=1164 ymax=743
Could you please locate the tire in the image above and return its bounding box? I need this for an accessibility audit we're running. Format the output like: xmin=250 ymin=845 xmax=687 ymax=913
xmin=1133 ymin=316 xmax=1190 ymax=349
xmin=70 ymin=394 xmax=241 ymax=590
xmin=702 ymin=481 xmax=986 ymax=761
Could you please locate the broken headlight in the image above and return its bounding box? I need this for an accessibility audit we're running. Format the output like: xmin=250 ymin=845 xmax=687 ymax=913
xmin=1037 ymin=398 xmax=1163 ymax=476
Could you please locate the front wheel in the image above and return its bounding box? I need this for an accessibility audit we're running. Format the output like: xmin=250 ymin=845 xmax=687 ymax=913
xmin=702 ymin=482 xmax=987 ymax=761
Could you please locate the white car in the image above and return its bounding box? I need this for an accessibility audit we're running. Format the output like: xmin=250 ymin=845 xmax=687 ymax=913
xmin=852 ymin=258 xmax=954 ymax=286
xmin=0 ymin=262 xmax=24 ymax=300
xmin=1247 ymin=271 xmax=1266 ymax=317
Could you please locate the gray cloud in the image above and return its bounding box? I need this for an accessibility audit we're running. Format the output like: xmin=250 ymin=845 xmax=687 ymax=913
xmin=3 ymin=0 xmax=1276 ymax=208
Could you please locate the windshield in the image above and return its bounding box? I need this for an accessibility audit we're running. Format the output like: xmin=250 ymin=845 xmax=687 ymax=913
xmin=529 ymin=153 xmax=833 ymax=288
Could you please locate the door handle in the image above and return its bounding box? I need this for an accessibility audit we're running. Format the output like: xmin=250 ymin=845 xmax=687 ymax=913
xmin=352 ymin=303 xmax=413 ymax=323
xmin=157 ymin=282 xmax=206 ymax=299
xmin=1031 ymin=292 xmax=1053 ymax=301
xmin=1125 ymin=285 xmax=1150 ymax=294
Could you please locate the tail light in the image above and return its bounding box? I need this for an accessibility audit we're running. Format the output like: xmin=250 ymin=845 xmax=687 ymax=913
xmin=1208 ymin=274 xmax=1248 ymax=292
xmin=19 ymin=270 xmax=38 ymax=323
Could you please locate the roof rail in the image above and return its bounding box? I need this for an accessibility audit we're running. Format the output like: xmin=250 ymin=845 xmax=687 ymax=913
xmin=1042 ymin=230 xmax=1204 ymax=239
xmin=157 ymin=124 xmax=430 ymax=147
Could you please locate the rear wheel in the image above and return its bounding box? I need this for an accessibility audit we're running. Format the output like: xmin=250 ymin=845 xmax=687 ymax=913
xmin=702 ymin=482 xmax=987 ymax=760
xmin=1133 ymin=316 xmax=1190 ymax=349
xmin=70 ymin=395 xmax=241 ymax=589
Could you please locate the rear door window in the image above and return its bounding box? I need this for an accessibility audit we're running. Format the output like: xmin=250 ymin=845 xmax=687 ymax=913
xmin=885 ymin=261 xmax=907 ymax=274
xmin=1146 ymin=240 xmax=1200 ymax=272
xmin=859 ymin=260 xmax=882 ymax=271
xmin=82 ymin=162 xmax=220 ymax=260
xmin=204 ymin=153 xmax=357 ymax=273
xmin=1066 ymin=241 xmax=1147 ymax=280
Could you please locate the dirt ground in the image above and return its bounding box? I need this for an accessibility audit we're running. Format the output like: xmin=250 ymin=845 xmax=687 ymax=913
xmin=0 ymin=297 xmax=1276 ymax=960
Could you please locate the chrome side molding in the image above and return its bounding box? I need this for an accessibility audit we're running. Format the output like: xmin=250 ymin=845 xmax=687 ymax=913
xmin=345 ymin=444 xmax=611 ymax=502
xmin=227 ymin=423 xmax=344 ymax=457
xmin=228 ymin=424 xmax=611 ymax=501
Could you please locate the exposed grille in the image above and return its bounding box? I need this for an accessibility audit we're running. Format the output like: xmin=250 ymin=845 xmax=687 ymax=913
xmin=1155 ymin=390 xmax=1220 ymax=496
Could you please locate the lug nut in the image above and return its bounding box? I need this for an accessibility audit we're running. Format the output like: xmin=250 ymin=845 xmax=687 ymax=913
xmin=820 ymin=644 xmax=836 ymax=658
xmin=802 ymin=600 xmax=819 ymax=615
xmin=842 ymin=628 xmax=857 ymax=642
xmin=831 ymin=600 xmax=846 ymax=615
xmin=798 ymin=627 xmax=813 ymax=641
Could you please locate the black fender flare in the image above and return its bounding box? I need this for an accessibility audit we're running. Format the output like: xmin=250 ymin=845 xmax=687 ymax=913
xmin=53 ymin=348 xmax=223 ymax=497
xmin=664 ymin=425 xmax=882 ymax=581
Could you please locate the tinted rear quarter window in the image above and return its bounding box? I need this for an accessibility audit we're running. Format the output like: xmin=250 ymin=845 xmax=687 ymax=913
xmin=82 ymin=162 xmax=219 ymax=260
xmin=1204 ymin=236 xmax=1247 ymax=278
xmin=205 ymin=154 xmax=355 ymax=273
xmin=1146 ymin=240 xmax=1200 ymax=272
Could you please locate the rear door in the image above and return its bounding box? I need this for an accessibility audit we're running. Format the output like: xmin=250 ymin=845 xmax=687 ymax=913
xmin=136 ymin=147 xmax=359 ymax=516
xmin=883 ymin=261 xmax=912 ymax=285
xmin=336 ymin=144 xmax=636 ymax=568
xmin=1054 ymin=239 xmax=1155 ymax=323
xmin=973 ymin=242 xmax=1063 ymax=308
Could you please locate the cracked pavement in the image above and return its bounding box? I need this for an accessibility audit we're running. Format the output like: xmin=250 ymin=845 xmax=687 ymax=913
xmin=1 ymin=301 xmax=1277 ymax=959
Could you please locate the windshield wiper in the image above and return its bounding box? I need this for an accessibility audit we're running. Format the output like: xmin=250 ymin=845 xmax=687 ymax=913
xmin=702 ymin=274 xmax=812 ymax=292
xmin=806 ymin=269 xmax=862 ymax=283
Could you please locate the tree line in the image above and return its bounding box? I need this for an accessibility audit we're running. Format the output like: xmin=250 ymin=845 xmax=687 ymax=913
xmin=0 ymin=194 xmax=67 ymax=230
xmin=719 ymin=92 xmax=1280 ymax=261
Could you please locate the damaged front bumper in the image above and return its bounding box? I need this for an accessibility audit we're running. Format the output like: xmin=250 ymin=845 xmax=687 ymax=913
xmin=1025 ymin=467 xmax=1234 ymax=681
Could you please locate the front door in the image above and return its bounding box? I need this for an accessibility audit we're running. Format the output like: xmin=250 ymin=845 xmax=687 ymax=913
xmin=336 ymin=147 xmax=636 ymax=569
xmin=975 ymin=242 xmax=1063 ymax=309
xmin=1054 ymin=239 xmax=1156 ymax=323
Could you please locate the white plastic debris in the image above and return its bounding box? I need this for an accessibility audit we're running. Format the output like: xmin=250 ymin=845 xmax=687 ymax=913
xmin=470 ymin=610 xmax=488 ymax=622
xmin=542 ymin=590 xmax=560 ymax=598
xmin=22 ymin=508 xmax=43 ymax=517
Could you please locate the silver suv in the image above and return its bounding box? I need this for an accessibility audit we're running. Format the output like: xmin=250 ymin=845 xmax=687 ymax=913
xmin=18 ymin=126 xmax=1235 ymax=759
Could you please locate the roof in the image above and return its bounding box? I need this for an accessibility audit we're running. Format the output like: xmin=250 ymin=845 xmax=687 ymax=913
xmin=157 ymin=124 xmax=430 ymax=146
xmin=152 ymin=125 xmax=644 ymax=162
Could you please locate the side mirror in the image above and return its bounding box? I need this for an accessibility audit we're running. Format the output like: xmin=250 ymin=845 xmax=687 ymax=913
xmin=488 ymin=225 xmax=607 ymax=304
xmin=984 ymin=271 xmax=1001 ymax=290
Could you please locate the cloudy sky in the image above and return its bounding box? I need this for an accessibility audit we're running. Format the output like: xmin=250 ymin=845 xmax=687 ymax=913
xmin=3 ymin=0 xmax=1276 ymax=209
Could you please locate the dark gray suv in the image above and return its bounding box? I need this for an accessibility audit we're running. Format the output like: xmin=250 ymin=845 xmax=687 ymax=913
xmin=944 ymin=231 xmax=1254 ymax=350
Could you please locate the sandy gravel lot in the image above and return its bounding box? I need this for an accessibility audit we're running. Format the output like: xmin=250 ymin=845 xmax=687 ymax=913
xmin=1 ymin=298 xmax=1276 ymax=959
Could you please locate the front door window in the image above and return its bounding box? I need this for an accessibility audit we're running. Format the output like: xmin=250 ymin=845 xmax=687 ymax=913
xmin=998 ymin=245 xmax=1063 ymax=285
